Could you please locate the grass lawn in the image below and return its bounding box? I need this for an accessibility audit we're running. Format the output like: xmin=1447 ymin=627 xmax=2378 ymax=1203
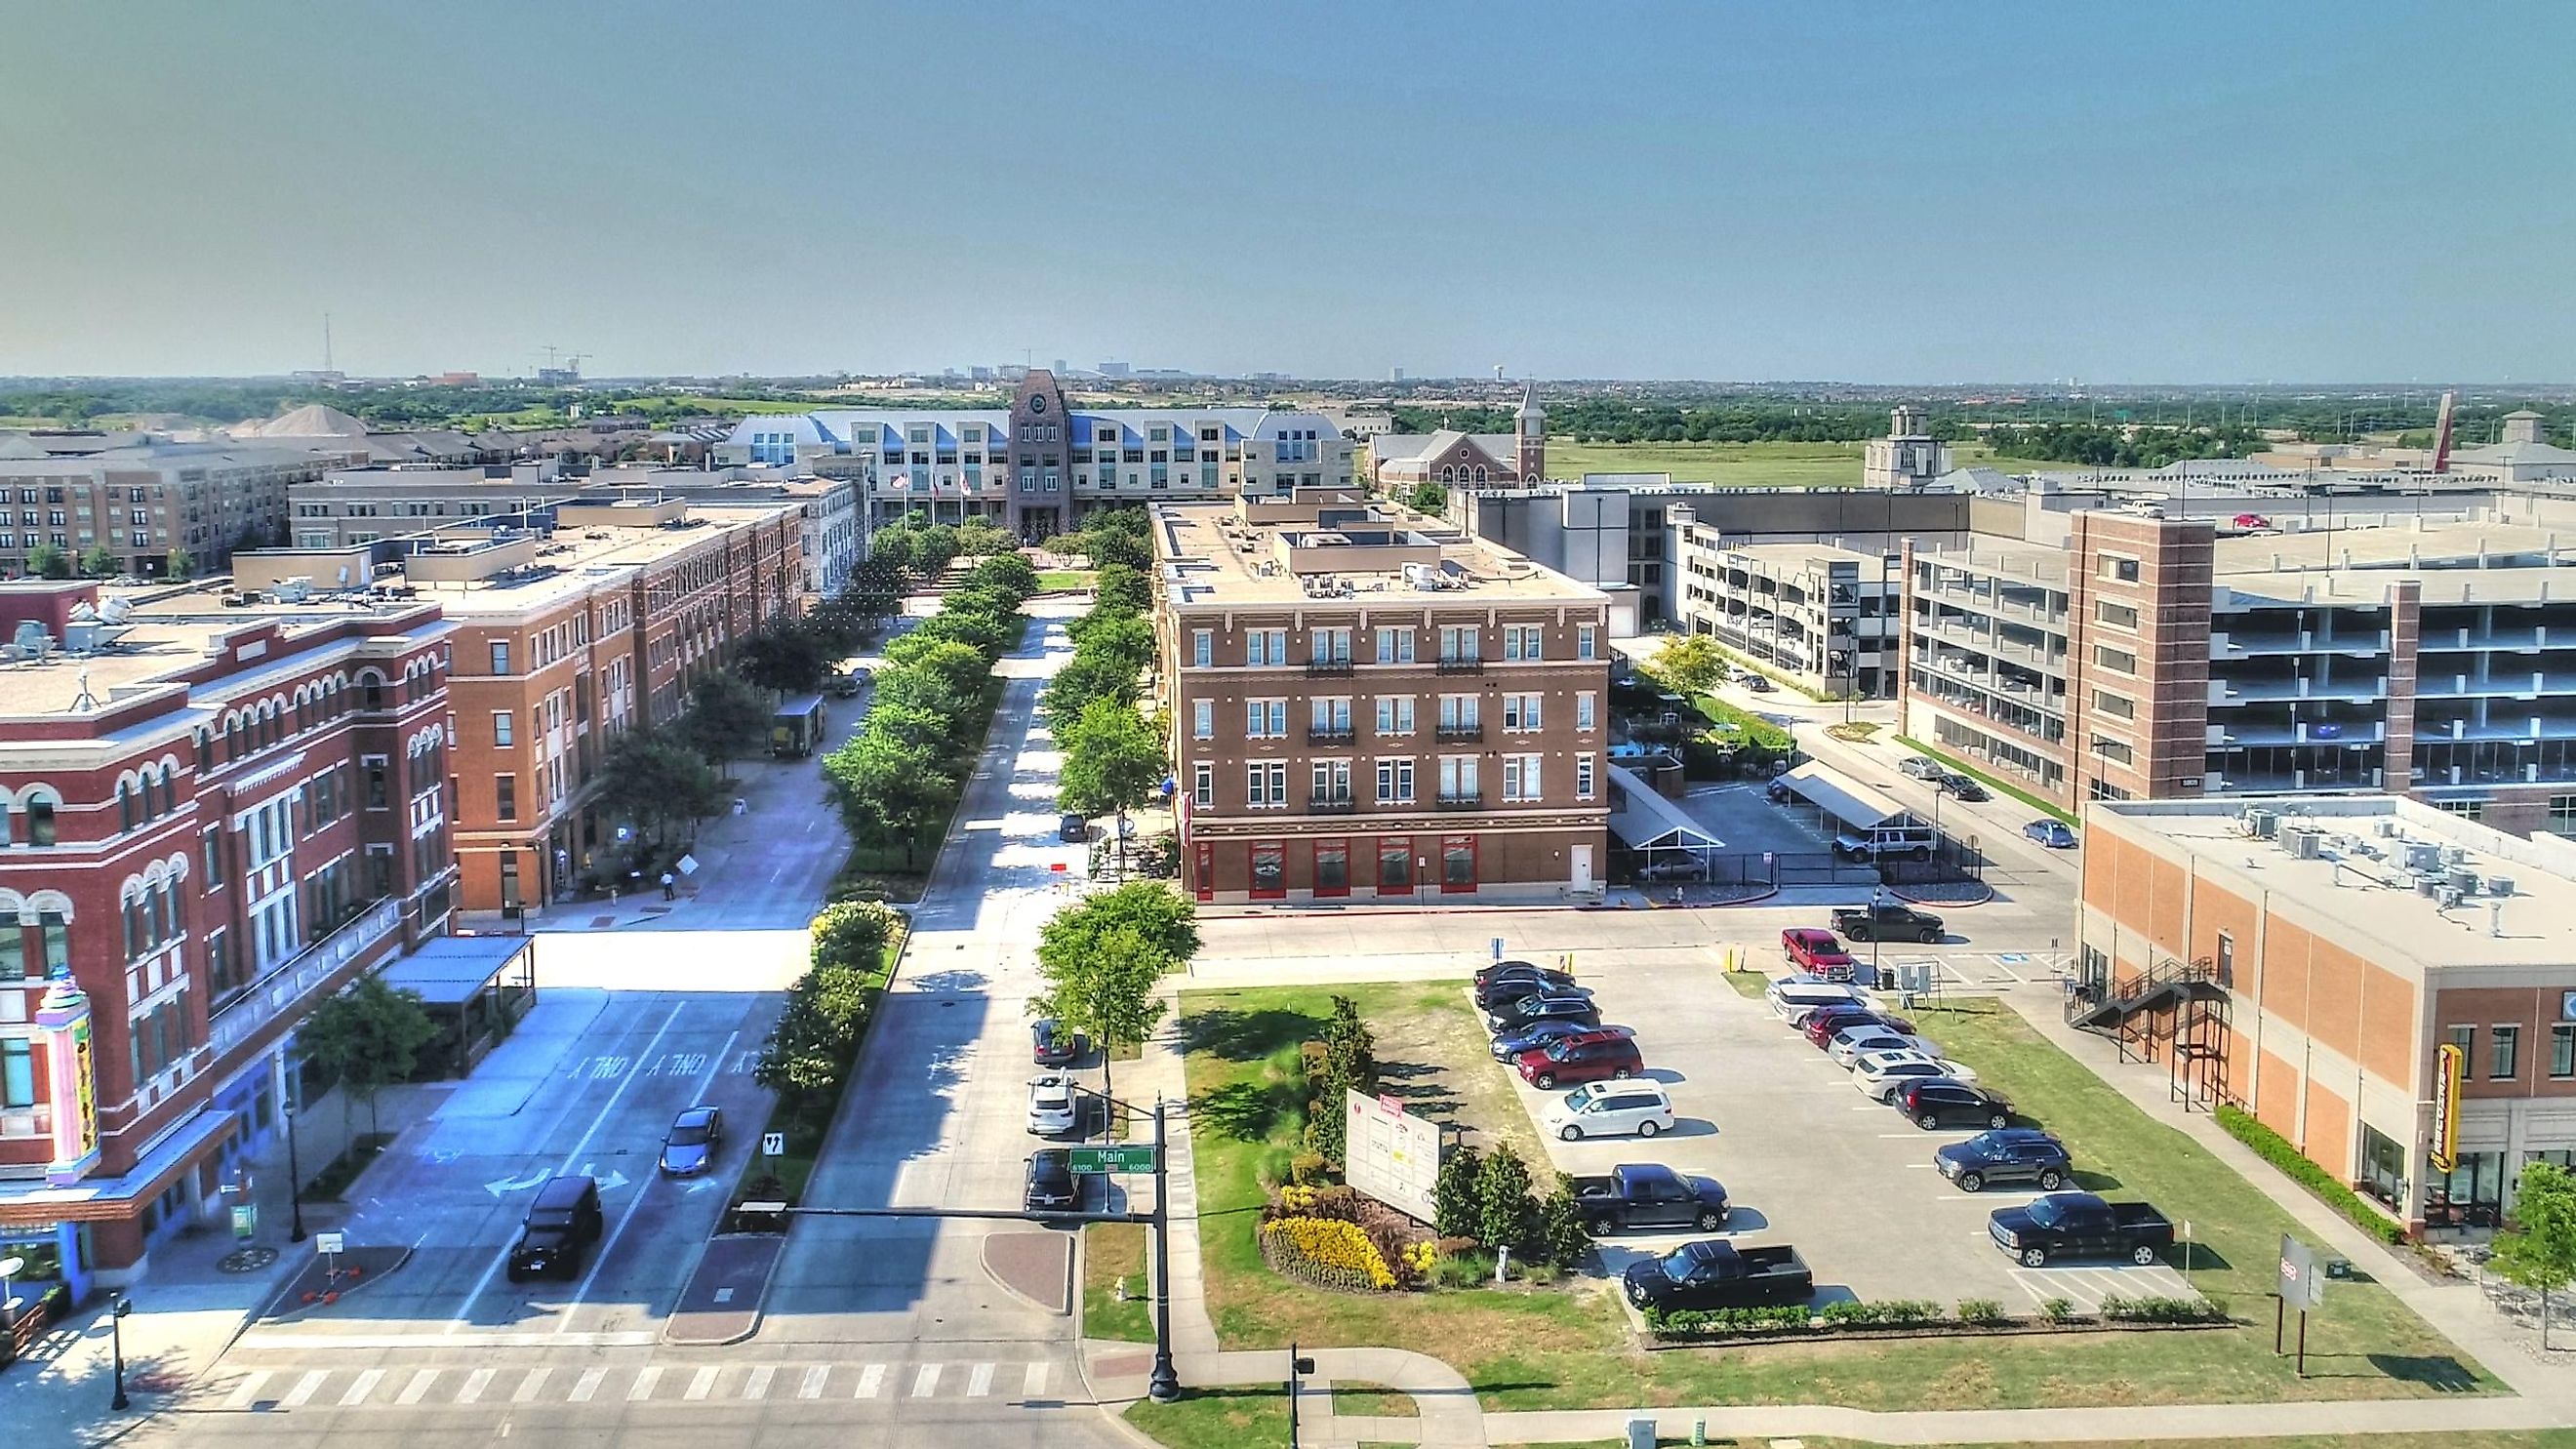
xmin=1124 ymin=1388 xmax=1289 ymax=1448
xmin=1175 ymin=986 xmax=2498 ymax=1415
xmin=1545 ymin=440 xmax=1866 ymax=489
xmin=1036 ymin=569 xmax=1097 ymax=592
xmin=1083 ymin=1222 xmax=1153 ymax=1342
xmin=1893 ymin=735 xmax=2078 ymax=826
xmin=1332 ymin=1383 xmax=1418 ymax=1417
xmin=1690 ymin=693 xmax=1794 ymax=752
xmin=1721 ymin=969 xmax=1770 ymax=1000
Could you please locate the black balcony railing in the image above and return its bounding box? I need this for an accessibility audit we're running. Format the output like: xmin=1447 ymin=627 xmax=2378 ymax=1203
xmin=1435 ymin=790 xmax=1484 ymax=810
xmin=1434 ymin=723 xmax=1483 ymax=744
xmin=1308 ymin=793 xmax=1357 ymax=814
xmin=1306 ymin=726 xmax=1355 ymax=746
xmin=1434 ymin=657 xmax=1485 ymax=675
xmin=1305 ymin=659 xmax=1355 ymax=677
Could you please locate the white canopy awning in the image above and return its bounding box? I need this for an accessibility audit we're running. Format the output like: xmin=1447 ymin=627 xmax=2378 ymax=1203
xmin=1780 ymin=760 xmax=1917 ymax=832
xmin=1608 ymin=765 xmax=1723 ymax=854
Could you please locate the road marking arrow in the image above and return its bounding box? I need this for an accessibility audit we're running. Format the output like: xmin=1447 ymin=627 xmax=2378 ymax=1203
xmin=596 ymin=1168 xmax=631 ymax=1194
xmin=483 ymin=1170 xmax=550 ymax=1198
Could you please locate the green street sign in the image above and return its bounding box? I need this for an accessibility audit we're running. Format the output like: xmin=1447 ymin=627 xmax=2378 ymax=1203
xmin=1068 ymin=1146 xmax=1158 ymax=1175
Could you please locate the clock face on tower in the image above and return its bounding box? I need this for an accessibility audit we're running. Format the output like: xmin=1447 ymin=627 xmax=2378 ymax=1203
xmin=1028 ymin=395 xmax=1047 ymax=415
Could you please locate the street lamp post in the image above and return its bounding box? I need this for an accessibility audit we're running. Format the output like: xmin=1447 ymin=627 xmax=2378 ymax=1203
xmin=1287 ymin=1342 xmax=1317 ymax=1447
xmin=1869 ymin=886 xmax=1887 ymax=989
xmin=108 ymin=1296 xmax=133 ymax=1410
xmin=284 ymin=1103 xmax=306 ymax=1243
xmin=1147 ymin=1095 xmax=1181 ymax=1403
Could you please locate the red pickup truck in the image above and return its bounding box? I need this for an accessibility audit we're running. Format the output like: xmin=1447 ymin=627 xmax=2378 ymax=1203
xmin=1781 ymin=928 xmax=1860 ymax=980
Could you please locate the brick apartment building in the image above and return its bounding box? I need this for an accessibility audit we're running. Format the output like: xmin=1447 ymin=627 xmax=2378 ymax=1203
xmin=0 ymin=580 xmax=459 ymax=1287
xmin=1153 ymin=493 xmax=1610 ymax=904
xmin=0 ymin=436 xmax=336 ymax=579
xmin=2076 ymin=794 xmax=2576 ymax=1233
xmin=238 ymin=498 xmax=802 ymax=911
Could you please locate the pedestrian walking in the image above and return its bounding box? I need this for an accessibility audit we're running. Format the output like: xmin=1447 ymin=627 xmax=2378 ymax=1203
xmin=660 ymin=870 xmax=676 ymax=901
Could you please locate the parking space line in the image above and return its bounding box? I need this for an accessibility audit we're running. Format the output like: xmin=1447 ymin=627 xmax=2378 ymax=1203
xmin=339 ymin=1369 xmax=384 ymax=1406
xmin=855 ymin=1363 xmax=885 ymax=1398
xmin=570 ymin=1368 xmax=606 ymax=1402
xmin=798 ymin=1365 xmax=828 ymax=1399
xmin=912 ymin=1363 xmax=942 ymax=1397
xmin=458 ymin=1368 xmax=495 ymax=1404
xmin=684 ymin=1366 xmax=718 ymax=1400
xmin=628 ymin=1365 xmax=664 ymax=1401
xmin=967 ymin=1362 xmax=993 ymax=1397
xmin=1024 ymin=1362 xmax=1049 ymax=1398
xmin=515 ymin=1367 xmax=553 ymax=1403
xmin=221 ymin=1371 xmax=270 ymax=1410
xmin=744 ymin=1365 xmax=774 ymax=1400
xmin=280 ymin=1371 xmax=328 ymax=1409
xmin=396 ymin=1370 xmax=439 ymax=1406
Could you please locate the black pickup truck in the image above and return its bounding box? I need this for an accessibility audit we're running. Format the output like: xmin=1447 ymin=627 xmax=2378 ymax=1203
xmin=1573 ymin=1163 xmax=1731 ymax=1234
xmin=1622 ymin=1240 xmax=1812 ymax=1310
xmin=1988 ymin=1191 xmax=2174 ymax=1267
xmin=1831 ymin=901 xmax=1945 ymax=944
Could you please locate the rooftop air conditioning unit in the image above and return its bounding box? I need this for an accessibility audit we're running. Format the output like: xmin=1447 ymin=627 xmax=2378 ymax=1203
xmin=2447 ymin=865 xmax=2481 ymax=894
xmin=2489 ymin=875 xmax=2516 ymax=897
xmin=2403 ymin=841 xmax=2445 ymax=872
xmin=2288 ymin=830 xmax=2322 ymax=860
xmin=2244 ymin=808 xmax=2278 ymax=838
xmin=2375 ymin=819 xmax=2400 ymax=837
xmin=2416 ymin=874 xmax=2444 ymax=898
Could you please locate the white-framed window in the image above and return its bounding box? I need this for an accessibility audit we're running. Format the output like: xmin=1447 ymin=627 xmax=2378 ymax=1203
xmin=1193 ymin=700 xmax=1214 ymax=740
xmin=1310 ymin=760 xmax=1351 ymax=801
xmin=1310 ymin=697 xmax=1351 ymax=731
xmin=1503 ymin=754 xmax=1542 ymax=801
xmin=1375 ymin=696 xmax=1415 ymax=735
xmin=1577 ymin=624 xmax=1597 ymax=661
xmin=1375 ymin=627 xmax=1415 ymax=664
xmin=1502 ymin=693 xmax=1543 ymax=731
xmin=1576 ymin=691 xmax=1596 ymax=731
xmin=1192 ymin=761 xmax=1212 ymax=808
xmin=1247 ymin=629 xmax=1287 ymax=665
xmin=1437 ymin=625 xmax=1478 ymax=663
xmin=1503 ymin=624 xmax=1544 ymax=661
xmin=1576 ymin=754 xmax=1596 ymax=799
xmin=1244 ymin=700 xmax=1288 ymax=737
xmin=1312 ymin=627 xmax=1351 ymax=663
xmin=1376 ymin=757 xmax=1415 ymax=804
xmin=492 ymin=710 xmax=514 ymax=747
xmin=1437 ymin=695 xmax=1479 ymax=730
xmin=1192 ymin=629 xmax=1213 ymax=667
xmin=1438 ymin=756 xmax=1480 ymax=800
xmin=1245 ymin=761 xmax=1288 ymax=807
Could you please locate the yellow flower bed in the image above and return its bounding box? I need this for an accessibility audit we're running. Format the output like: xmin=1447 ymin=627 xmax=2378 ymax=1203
xmin=1260 ymin=1214 xmax=1397 ymax=1292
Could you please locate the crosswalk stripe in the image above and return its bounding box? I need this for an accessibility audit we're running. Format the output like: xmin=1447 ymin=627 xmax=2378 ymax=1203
xmin=514 ymin=1367 xmax=552 ymax=1403
xmin=340 ymin=1368 xmax=384 ymax=1406
xmin=743 ymin=1365 xmax=774 ymax=1400
xmin=911 ymin=1363 xmax=941 ymax=1398
xmin=1024 ymin=1362 xmax=1049 ymax=1398
xmin=396 ymin=1370 xmax=438 ymax=1406
xmin=280 ymin=1370 xmax=327 ymax=1409
xmin=797 ymin=1365 xmax=827 ymax=1399
xmin=855 ymin=1363 xmax=883 ymax=1399
xmin=571 ymin=1367 xmax=607 ymax=1403
xmin=458 ymin=1368 xmax=495 ymax=1404
xmin=684 ymin=1366 xmax=718 ymax=1400
xmin=967 ymin=1362 xmax=993 ymax=1397
xmin=629 ymin=1365 xmax=664 ymax=1401
xmin=221 ymin=1370 xmax=270 ymax=1410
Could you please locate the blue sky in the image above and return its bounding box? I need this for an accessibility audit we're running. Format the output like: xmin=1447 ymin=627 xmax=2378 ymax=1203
xmin=2 ymin=1 xmax=2569 ymax=382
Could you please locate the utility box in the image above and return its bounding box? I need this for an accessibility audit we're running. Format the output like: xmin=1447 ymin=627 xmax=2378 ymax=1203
xmin=1626 ymin=1417 xmax=1658 ymax=1449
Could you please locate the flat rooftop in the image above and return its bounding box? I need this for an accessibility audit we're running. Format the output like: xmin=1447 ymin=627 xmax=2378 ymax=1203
xmin=1912 ymin=535 xmax=2071 ymax=584
xmin=2095 ymin=795 xmax=2576 ymax=972
xmin=0 ymin=587 xmax=444 ymax=718
xmin=1154 ymin=501 xmax=1601 ymax=608
xmin=2213 ymin=519 xmax=2570 ymax=577
xmin=1717 ymin=541 xmax=1897 ymax=570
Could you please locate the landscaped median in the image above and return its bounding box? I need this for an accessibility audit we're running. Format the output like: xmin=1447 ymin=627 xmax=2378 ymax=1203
xmin=726 ymin=900 xmax=906 ymax=1220
xmin=1124 ymin=983 xmax=2500 ymax=1445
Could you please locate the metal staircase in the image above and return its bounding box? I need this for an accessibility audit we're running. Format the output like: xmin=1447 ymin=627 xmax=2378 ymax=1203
xmin=2064 ymin=955 xmax=2233 ymax=1110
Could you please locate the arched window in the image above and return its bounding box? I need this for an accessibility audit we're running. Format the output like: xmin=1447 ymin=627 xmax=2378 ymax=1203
xmin=361 ymin=673 xmax=385 ymax=711
xmin=24 ymin=794 xmax=57 ymax=848
xmin=117 ymin=780 xmax=136 ymax=833
xmin=1473 ymin=464 xmax=1488 ymax=483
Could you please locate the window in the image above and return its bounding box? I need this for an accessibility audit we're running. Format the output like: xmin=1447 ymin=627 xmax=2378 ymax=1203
xmin=493 ymin=711 xmax=514 ymax=747
xmin=1192 ymin=761 xmax=1212 ymax=808
xmin=1378 ymin=839 xmax=1413 ymax=891
xmin=1 ymin=1038 xmax=31 ymax=1108
xmin=2092 ymin=644 xmax=2137 ymax=674
xmin=1313 ymin=841 xmax=1349 ymax=897
xmin=2449 ymin=1023 xmax=2475 ymax=1074
xmin=2439 ymin=798 xmax=2488 ymax=821
xmin=2215 ymin=931 xmax=2234 ymax=988
xmin=1190 ymin=630 xmax=1213 ymax=667
xmin=2093 ymin=690 xmax=2136 ymax=720
xmin=1312 ymin=627 xmax=1351 ymax=663
xmin=1576 ymin=692 xmax=1596 ymax=731
xmin=1245 ymin=761 xmax=1287 ymax=807
xmin=1376 ymin=757 xmax=1415 ymax=804
xmin=1502 ymin=694 xmax=1543 ymax=731
xmin=1375 ymin=696 xmax=1414 ymax=735
xmin=1503 ymin=624 xmax=1544 ymax=661
xmin=365 ymin=760 xmax=387 ymax=809
xmin=496 ymin=775 xmax=517 ymax=823
xmin=1246 ymin=629 xmax=1287 ymax=665
xmin=1438 ymin=756 xmax=1479 ymax=800
xmin=2554 ymin=1024 xmax=2575 ymax=1080
xmin=1249 ymin=841 xmax=1285 ymax=899
xmin=1310 ymin=760 xmax=1351 ymax=802
xmin=1374 ymin=627 xmax=1415 ymax=664
xmin=489 ymin=641 xmax=510 ymax=674
xmin=1502 ymin=754 xmax=1542 ymax=801
xmin=1577 ymin=755 xmax=1596 ymax=799
xmin=1437 ymin=695 xmax=1479 ymax=731
xmin=2098 ymin=554 xmax=2140 ymax=583
xmin=1309 ymin=697 xmax=1350 ymax=733
xmin=38 ymin=911 xmax=67 ymax=978
xmin=0 ymin=923 xmax=20 ymax=982
xmin=25 ymin=798 xmax=54 ymax=847
xmin=2095 ymin=600 xmax=2139 ymax=628
xmin=2553 ymin=794 xmax=2576 ymax=830
xmin=1442 ymin=834 xmax=1476 ymax=891
xmin=2091 ymin=735 xmax=2134 ymax=765
xmin=1577 ymin=624 xmax=1597 ymax=661
xmin=1192 ymin=700 xmax=1213 ymax=740
xmin=1244 ymin=700 xmax=1287 ymax=738
xmin=2493 ymin=1025 xmax=2521 ymax=1081
xmin=1437 ymin=625 xmax=1478 ymax=663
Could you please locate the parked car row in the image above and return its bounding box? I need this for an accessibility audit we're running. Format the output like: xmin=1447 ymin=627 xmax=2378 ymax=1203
xmin=1476 ymin=960 xmax=1673 ymax=1140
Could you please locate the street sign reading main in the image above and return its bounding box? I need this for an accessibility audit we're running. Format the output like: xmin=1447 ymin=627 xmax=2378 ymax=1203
xmin=1069 ymin=1146 xmax=1158 ymax=1174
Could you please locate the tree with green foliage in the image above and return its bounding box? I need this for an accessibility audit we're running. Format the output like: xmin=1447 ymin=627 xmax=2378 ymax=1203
xmin=1092 ymin=562 xmax=1152 ymax=615
xmin=861 ymin=699 xmax=959 ymax=758
xmin=78 ymin=544 xmax=117 ymax=579
xmin=735 ymin=619 xmax=836 ymax=695
xmin=1064 ymin=607 xmax=1154 ymax=666
xmin=964 ymin=550 xmax=1038 ymax=603
xmin=1535 ymin=1171 xmax=1593 ymax=1268
xmin=912 ymin=524 xmax=961 ymax=578
xmin=1651 ymin=633 xmax=1728 ymax=699
xmin=1040 ymin=532 xmax=1088 ymax=560
xmin=1033 ymin=882 xmax=1195 ymax=1107
xmin=1302 ymin=993 xmax=1382 ymax=1169
xmin=845 ymin=553 xmax=905 ymax=617
xmin=681 ymin=670 xmax=773 ymax=775
xmin=870 ymin=655 xmax=983 ymax=727
xmin=1433 ymin=1142 xmax=1483 ymax=1240
xmin=909 ymin=604 xmax=1015 ymax=663
xmin=298 ymin=975 xmax=441 ymax=1139
xmin=823 ymin=731 xmax=955 ymax=865
xmin=879 ymin=638 xmax=989 ymax=713
xmin=163 ymin=547 xmax=194 ymax=582
xmin=1082 ymin=526 xmax=1150 ymax=572
xmin=1474 ymin=1145 xmax=1538 ymax=1257
xmin=2494 ymin=1162 xmax=2576 ymax=1348
xmin=1404 ymin=483 xmax=1448 ymax=515
xmin=808 ymin=898 xmax=899 ymax=974
xmin=597 ymin=726 xmax=725 ymax=849
xmin=952 ymin=515 xmax=1014 ymax=558
xmin=1057 ymin=699 xmax=1165 ymax=873
xmin=24 ymin=543 xmax=67 ymax=580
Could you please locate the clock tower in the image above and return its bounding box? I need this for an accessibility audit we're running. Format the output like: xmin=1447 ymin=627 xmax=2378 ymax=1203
xmin=1514 ymin=384 xmax=1545 ymax=484
xmin=1008 ymin=369 xmax=1070 ymax=539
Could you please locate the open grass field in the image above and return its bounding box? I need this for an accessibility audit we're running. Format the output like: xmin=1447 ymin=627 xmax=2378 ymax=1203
xmin=1535 ymin=438 xmax=2070 ymax=488
xmin=1171 ymin=984 xmax=2497 ymax=1418
xmin=1083 ymin=1221 xmax=1153 ymax=1342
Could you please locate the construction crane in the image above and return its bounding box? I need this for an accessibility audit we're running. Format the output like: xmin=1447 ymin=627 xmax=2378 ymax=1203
xmin=536 ymin=345 xmax=587 ymax=386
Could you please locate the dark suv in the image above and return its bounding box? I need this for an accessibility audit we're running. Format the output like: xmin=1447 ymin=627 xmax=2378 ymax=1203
xmin=1896 ymin=1079 xmax=2016 ymax=1131
xmin=1485 ymin=993 xmax=1601 ymax=1034
xmin=507 ymin=1175 xmax=603 ymax=1281
xmin=1935 ymin=1128 xmax=2072 ymax=1191
xmin=1473 ymin=966 xmax=1580 ymax=1009
xmin=1515 ymin=1034 xmax=1643 ymax=1090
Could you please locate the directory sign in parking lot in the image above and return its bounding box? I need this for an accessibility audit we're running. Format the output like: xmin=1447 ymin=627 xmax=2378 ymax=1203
xmin=1345 ymin=1089 xmax=1440 ymax=1223
xmin=2278 ymin=1233 xmax=2325 ymax=1309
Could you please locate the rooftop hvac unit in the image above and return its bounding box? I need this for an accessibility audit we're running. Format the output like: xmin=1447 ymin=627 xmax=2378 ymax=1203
xmin=2445 ymin=846 xmax=2471 ymax=867
xmin=2417 ymin=874 xmax=2445 ymax=897
xmin=2288 ymin=830 xmax=2322 ymax=860
xmin=2448 ymin=865 xmax=2482 ymax=894
xmin=2244 ymin=808 xmax=2278 ymax=838
xmin=2403 ymin=841 xmax=2446 ymax=872
xmin=2489 ymin=875 xmax=2516 ymax=897
xmin=2375 ymin=819 xmax=2400 ymax=837
xmin=2440 ymin=886 xmax=2467 ymax=910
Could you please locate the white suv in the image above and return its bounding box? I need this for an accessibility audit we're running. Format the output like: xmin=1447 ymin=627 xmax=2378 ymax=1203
xmin=1026 ymin=1073 xmax=1080 ymax=1137
xmin=1543 ymin=1082 xmax=1675 ymax=1142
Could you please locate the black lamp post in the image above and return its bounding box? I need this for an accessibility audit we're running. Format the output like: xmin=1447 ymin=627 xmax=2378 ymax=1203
xmin=284 ymin=1102 xmax=306 ymax=1244
xmin=108 ymin=1296 xmax=133 ymax=1410
xmin=1286 ymin=1343 xmax=1316 ymax=1447
xmin=1869 ymin=886 xmax=1887 ymax=989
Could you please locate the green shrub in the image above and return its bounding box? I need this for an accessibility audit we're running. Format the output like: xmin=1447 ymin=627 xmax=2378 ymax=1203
xmin=1431 ymin=1248 xmax=1495 ymax=1289
xmin=2215 ymin=1105 xmax=2410 ymax=1244
xmin=1642 ymin=1303 xmax=1810 ymax=1335
xmin=1953 ymin=1298 xmax=2006 ymax=1325
xmin=1289 ymin=1150 xmax=1331 ymax=1187
xmin=2040 ymin=1297 xmax=2077 ymax=1323
xmin=1474 ymin=1145 xmax=1538 ymax=1253
xmin=1534 ymin=1172 xmax=1593 ymax=1268
xmin=1253 ymin=1146 xmax=1294 ymax=1188
xmin=1432 ymin=1143 xmax=1483 ymax=1241
xmin=2099 ymin=1294 xmax=2229 ymax=1324
xmin=1817 ymin=1298 xmax=1942 ymax=1326
xmin=1817 ymin=1299 xmax=1876 ymax=1324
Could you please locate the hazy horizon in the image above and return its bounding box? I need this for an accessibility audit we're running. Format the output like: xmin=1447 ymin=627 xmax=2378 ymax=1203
xmin=5 ymin=1 xmax=2570 ymax=383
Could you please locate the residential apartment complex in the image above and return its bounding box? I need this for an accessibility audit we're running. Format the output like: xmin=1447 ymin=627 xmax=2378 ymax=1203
xmin=237 ymin=498 xmax=802 ymax=911
xmin=1152 ymin=494 xmax=1610 ymax=904
xmin=720 ymin=370 xmax=1354 ymax=541
xmin=1670 ymin=522 xmax=1903 ymax=700
xmin=0 ymin=580 xmax=459 ymax=1285
xmin=0 ymin=435 xmax=335 ymax=579
xmin=2075 ymin=794 xmax=2576 ymax=1230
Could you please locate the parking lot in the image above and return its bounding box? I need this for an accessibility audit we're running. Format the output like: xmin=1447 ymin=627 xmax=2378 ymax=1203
xmin=1491 ymin=951 xmax=2199 ymax=1313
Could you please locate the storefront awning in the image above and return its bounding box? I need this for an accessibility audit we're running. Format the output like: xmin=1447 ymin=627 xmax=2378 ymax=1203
xmin=381 ymin=934 xmax=535 ymax=1007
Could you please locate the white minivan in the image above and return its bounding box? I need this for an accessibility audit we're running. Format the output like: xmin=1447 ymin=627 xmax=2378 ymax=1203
xmin=1767 ymin=979 xmax=1863 ymax=1024
xmin=1543 ymin=1082 xmax=1674 ymax=1141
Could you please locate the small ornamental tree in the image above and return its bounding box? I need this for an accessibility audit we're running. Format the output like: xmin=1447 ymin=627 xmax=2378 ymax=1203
xmin=1433 ymin=1142 xmax=1483 ymax=1241
xmin=1652 ymin=633 xmax=1728 ymax=699
xmin=298 ymin=975 xmax=441 ymax=1139
xmin=1536 ymin=1171 xmax=1593 ymax=1268
xmin=2494 ymin=1161 xmax=2576 ymax=1348
xmin=1474 ymin=1144 xmax=1538 ymax=1256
